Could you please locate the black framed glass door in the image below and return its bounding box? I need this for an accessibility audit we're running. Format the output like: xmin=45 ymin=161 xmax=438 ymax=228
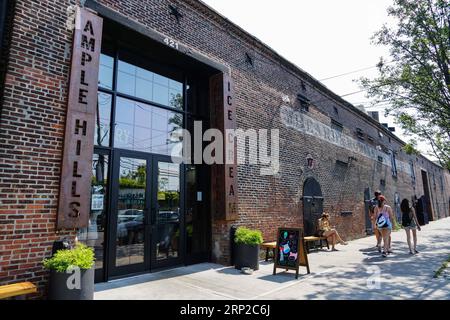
xmin=109 ymin=150 xmax=150 ymax=277
xmin=95 ymin=33 xmax=213 ymax=280
xmin=152 ymin=155 xmax=184 ymax=269
xmin=108 ymin=150 xmax=183 ymax=278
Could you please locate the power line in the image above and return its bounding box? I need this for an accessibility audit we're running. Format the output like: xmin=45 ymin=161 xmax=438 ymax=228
xmin=338 ymin=89 xmax=368 ymax=98
xmin=318 ymin=61 xmax=394 ymax=81
xmin=348 ymin=99 xmax=393 ymax=105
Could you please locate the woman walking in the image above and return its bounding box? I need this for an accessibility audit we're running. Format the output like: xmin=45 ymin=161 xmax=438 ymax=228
xmin=401 ymin=198 xmax=421 ymax=254
xmin=374 ymin=195 xmax=394 ymax=258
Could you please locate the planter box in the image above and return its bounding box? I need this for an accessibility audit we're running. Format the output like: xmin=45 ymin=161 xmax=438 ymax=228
xmin=47 ymin=268 xmax=94 ymax=300
xmin=234 ymin=244 xmax=260 ymax=270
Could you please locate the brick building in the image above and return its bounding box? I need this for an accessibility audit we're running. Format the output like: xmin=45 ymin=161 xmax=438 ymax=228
xmin=0 ymin=0 xmax=449 ymax=297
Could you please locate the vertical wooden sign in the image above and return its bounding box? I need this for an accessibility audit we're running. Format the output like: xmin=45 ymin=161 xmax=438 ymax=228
xmin=57 ymin=7 xmax=103 ymax=229
xmin=210 ymin=72 xmax=238 ymax=221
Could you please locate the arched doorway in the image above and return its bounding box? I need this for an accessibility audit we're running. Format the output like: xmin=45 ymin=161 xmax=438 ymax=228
xmin=302 ymin=178 xmax=323 ymax=236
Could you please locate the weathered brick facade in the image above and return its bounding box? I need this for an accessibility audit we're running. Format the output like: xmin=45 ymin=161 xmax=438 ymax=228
xmin=0 ymin=0 xmax=449 ymax=298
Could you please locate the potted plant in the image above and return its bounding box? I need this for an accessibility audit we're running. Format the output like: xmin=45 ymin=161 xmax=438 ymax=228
xmin=43 ymin=243 xmax=95 ymax=300
xmin=234 ymin=227 xmax=263 ymax=271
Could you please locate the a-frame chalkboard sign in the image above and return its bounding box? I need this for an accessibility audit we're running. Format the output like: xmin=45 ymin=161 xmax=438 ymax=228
xmin=273 ymin=228 xmax=310 ymax=279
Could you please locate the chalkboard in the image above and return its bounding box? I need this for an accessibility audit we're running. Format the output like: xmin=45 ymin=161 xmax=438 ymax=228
xmin=273 ymin=228 xmax=310 ymax=279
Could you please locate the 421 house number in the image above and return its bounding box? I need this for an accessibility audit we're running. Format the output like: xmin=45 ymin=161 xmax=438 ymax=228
xmin=163 ymin=37 xmax=179 ymax=50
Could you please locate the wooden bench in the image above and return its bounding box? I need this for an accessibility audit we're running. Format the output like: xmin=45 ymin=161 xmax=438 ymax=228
xmin=262 ymin=235 xmax=330 ymax=260
xmin=261 ymin=241 xmax=277 ymax=261
xmin=0 ymin=282 xmax=37 ymax=300
xmin=304 ymin=236 xmax=329 ymax=253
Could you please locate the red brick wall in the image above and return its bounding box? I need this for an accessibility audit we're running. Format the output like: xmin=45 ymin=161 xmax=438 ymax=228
xmin=0 ymin=0 xmax=16 ymax=106
xmin=0 ymin=0 xmax=77 ymax=298
xmin=89 ymin=0 xmax=449 ymax=263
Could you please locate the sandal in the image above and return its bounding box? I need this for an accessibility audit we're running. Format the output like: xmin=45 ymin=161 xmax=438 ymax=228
xmin=382 ymin=252 xmax=388 ymax=258
xmin=414 ymin=249 xmax=419 ymax=254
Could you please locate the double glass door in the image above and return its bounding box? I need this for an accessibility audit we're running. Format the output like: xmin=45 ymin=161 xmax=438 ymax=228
xmin=108 ymin=150 xmax=183 ymax=277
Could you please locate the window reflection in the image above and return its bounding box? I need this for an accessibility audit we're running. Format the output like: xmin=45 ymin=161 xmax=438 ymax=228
xmin=116 ymin=157 xmax=146 ymax=267
xmin=156 ymin=162 xmax=180 ymax=261
xmin=94 ymin=92 xmax=112 ymax=147
xmin=78 ymin=154 xmax=109 ymax=271
xmin=98 ymin=53 xmax=113 ymax=90
xmin=117 ymin=59 xmax=183 ymax=110
xmin=114 ymin=97 xmax=183 ymax=155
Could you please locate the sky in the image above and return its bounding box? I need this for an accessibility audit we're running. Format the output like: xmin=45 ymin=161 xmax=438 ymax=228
xmin=201 ymin=0 xmax=436 ymax=160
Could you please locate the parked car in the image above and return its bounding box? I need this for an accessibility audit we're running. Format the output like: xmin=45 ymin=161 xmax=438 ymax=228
xmin=117 ymin=209 xmax=144 ymax=244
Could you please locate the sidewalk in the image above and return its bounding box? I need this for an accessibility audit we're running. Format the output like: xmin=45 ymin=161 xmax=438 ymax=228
xmin=95 ymin=217 xmax=450 ymax=300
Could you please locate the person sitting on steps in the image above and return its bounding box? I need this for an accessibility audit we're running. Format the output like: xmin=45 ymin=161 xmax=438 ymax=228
xmin=317 ymin=213 xmax=348 ymax=251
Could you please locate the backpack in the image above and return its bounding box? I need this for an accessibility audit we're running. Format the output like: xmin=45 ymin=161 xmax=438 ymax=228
xmin=376 ymin=207 xmax=389 ymax=229
xmin=402 ymin=208 xmax=412 ymax=227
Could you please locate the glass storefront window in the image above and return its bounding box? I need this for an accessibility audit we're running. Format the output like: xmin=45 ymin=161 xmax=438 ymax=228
xmin=114 ymin=96 xmax=183 ymax=155
xmin=156 ymin=162 xmax=180 ymax=261
xmin=94 ymin=92 xmax=112 ymax=147
xmin=93 ymin=42 xmax=211 ymax=277
xmin=117 ymin=59 xmax=183 ymax=110
xmin=116 ymin=157 xmax=146 ymax=267
xmin=78 ymin=153 xmax=109 ymax=271
xmin=98 ymin=53 xmax=114 ymax=90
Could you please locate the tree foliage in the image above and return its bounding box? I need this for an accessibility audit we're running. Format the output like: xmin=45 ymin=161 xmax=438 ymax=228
xmin=360 ymin=0 xmax=449 ymax=169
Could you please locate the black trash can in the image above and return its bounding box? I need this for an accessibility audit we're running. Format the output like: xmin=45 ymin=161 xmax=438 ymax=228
xmin=234 ymin=244 xmax=260 ymax=271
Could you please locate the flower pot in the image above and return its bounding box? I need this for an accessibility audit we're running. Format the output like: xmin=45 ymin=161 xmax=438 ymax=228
xmin=47 ymin=267 xmax=94 ymax=300
xmin=234 ymin=243 xmax=260 ymax=270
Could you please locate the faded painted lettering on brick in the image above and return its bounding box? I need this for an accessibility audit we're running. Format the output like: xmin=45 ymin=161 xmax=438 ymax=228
xmin=280 ymin=105 xmax=410 ymax=173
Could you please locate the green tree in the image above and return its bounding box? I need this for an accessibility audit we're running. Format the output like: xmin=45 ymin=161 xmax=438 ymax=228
xmin=360 ymin=0 xmax=449 ymax=169
xmin=131 ymin=165 xmax=146 ymax=185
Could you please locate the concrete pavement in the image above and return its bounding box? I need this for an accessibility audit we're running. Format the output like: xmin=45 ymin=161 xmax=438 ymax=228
xmin=95 ymin=217 xmax=450 ymax=300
